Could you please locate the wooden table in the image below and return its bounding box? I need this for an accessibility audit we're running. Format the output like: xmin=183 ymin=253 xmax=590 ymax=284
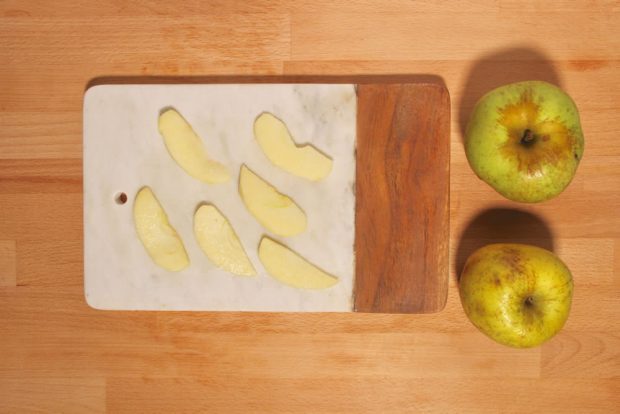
xmin=1 ymin=1 xmax=618 ymax=412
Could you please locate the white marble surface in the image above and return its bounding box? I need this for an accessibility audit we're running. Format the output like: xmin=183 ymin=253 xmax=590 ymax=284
xmin=83 ymin=84 xmax=357 ymax=311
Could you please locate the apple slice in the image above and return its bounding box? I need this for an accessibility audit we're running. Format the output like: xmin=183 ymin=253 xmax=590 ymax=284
xmin=258 ymin=237 xmax=338 ymax=289
xmin=193 ymin=204 xmax=256 ymax=276
xmin=133 ymin=187 xmax=189 ymax=271
xmin=158 ymin=108 xmax=231 ymax=184
xmin=238 ymin=165 xmax=307 ymax=237
xmin=254 ymin=112 xmax=333 ymax=181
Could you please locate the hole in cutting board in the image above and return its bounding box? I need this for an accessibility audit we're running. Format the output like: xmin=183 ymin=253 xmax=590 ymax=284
xmin=114 ymin=192 xmax=128 ymax=205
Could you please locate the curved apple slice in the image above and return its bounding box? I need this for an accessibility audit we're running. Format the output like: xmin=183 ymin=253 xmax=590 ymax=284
xmin=193 ymin=204 xmax=256 ymax=276
xmin=254 ymin=112 xmax=333 ymax=181
xmin=158 ymin=108 xmax=230 ymax=184
xmin=258 ymin=237 xmax=338 ymax=289
xmin=238 ymin=165 xmax=307 ymax=237
xmin=133 ymin=187 xmax=189 ymax=271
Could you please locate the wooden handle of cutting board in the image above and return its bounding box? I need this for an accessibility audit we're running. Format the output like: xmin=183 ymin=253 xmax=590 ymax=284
xmin=354 ymin=83 xmax=450 ymax=314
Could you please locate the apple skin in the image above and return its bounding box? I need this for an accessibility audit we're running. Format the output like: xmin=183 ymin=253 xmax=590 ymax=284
xmin=465 ymin=81 xmax=584 ymax=203
xmin=459 ymin=243 xmax=573 ymax=348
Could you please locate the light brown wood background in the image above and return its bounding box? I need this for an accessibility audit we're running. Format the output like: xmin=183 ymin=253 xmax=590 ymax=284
xmin=1 ymin=1 xmax=619 ymax=412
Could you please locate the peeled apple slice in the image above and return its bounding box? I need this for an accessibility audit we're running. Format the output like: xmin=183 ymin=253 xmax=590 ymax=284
xmin=193 ymin=204 xmax=256 ymax=276
xmin=238 ymin=165 xmax=307 ymax=237
xmin=254 ymin=112 xmax=333 ymax=181
xmin=158 ymin=108 xmax=231 ymax=184
xmin=258 ymin=237 xmax=338 ymax=289
xmin=133 ymin=187 xmax=189 ymax=271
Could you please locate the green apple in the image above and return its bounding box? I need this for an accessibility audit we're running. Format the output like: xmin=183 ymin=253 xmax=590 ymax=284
xmin=465 ymin=81 xmax=584 ymax=203
xmin=459 ymin=243 xmax=573 ymax=348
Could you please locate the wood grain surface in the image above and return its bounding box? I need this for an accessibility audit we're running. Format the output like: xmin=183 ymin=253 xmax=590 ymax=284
xmin=354 ymin=83 xmax=450 ymax=314
xmin=1 ymin=1 xmax=619 ymax=413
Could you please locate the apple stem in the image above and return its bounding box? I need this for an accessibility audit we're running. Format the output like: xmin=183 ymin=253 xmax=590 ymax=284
xmin=521 ymin=129 xmax=535 ymax=145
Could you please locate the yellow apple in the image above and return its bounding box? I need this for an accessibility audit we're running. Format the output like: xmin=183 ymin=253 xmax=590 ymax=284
xmin=193 ymin=204 xmax=256 ymax=276
xmin=258 ymin=237 xmax=338 ymax=289
xmin=158 ymin=108 xmax=230 ymax=184
xmin=238 ymin=164 xmax=307 ymax=237
xmin=253 ymin=112 xmax=333 ymax=181
xmin=459 ymin=243 xmax=573 ymax=348
xmin=133 ymin=187 xmax=189 ymax=271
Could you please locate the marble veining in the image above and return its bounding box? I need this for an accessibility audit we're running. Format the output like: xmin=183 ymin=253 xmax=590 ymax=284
xmin=83 ymin=84 xmax=357 ymax=311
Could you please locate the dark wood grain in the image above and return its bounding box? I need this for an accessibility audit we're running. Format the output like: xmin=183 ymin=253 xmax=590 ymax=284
xmin=354 ymin=83 xmax=450 ymax=313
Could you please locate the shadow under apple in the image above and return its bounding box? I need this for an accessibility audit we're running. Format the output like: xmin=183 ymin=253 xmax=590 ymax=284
xmin=458 ymin=46 xmax=562 ymax=143
xmin=455 ymin=208 xmax=554 ymax=282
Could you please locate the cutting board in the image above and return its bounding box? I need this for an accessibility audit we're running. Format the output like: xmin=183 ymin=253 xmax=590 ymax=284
xmin=83 ymin=80 xmax=449 ymax=314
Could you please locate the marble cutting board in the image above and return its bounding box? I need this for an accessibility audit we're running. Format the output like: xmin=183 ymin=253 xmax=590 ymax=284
xmin=83 ymin=84 xmax=357 ymax=311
